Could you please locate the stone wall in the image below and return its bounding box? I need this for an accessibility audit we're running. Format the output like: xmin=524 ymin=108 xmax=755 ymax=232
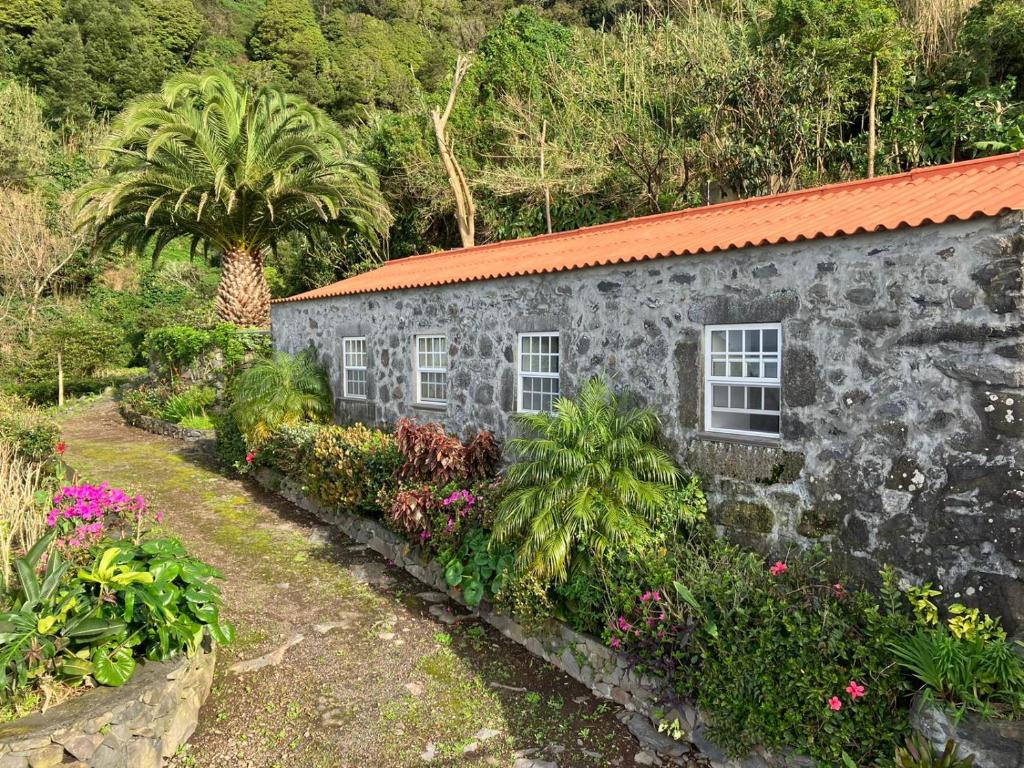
xmin=270 ymin=213 xmax=1024 ymax=627
xmin=0 ymin=641 xmax=215 ymax=768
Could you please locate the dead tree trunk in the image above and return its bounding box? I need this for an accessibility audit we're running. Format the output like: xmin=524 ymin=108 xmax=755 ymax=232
xmin=541 ymin=119 xmax=552 ymax=235
xmin=431 ymin=55 xmax=475 ymax=249
xmin=868 ymin=55 xmax=878 ymax=179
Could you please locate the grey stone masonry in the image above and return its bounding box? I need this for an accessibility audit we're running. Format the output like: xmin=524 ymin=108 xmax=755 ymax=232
xmin=271 ymin=213 xmax=1024 ymax=628
xmin=0 ymin=641 xmax=215 ymax=768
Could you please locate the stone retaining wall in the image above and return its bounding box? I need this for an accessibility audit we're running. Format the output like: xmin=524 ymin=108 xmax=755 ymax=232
xmin=0 ymin=641 xmax=215 ymax=768
xmin=252 ymin=466 xmax=809 ymax=768
xmin=912 ymin=697 xmax=1024 ymax=768
xmin=118 ymin=406 xmax=215 ymax=445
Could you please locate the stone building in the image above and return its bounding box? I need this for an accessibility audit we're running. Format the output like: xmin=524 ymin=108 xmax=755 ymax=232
xmin=271 ymin=152 xmax=1024 ymax=626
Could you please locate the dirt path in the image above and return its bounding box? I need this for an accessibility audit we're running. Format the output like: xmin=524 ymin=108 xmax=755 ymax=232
xmin=60 ymin=400 xmax=652 ymax=768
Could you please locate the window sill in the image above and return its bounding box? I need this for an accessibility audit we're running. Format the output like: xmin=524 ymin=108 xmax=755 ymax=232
xmin=412 ymin=402 xmax=447 ymax=412
xmin=695 ymin=430 xmax=782 ymax=448
xmin=339 ymin=396 xmax=370 ymax=404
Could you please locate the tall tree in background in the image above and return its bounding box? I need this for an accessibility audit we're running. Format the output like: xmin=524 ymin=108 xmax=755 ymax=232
xmin=432 ymin=54 xmax=476 ymax=248
xmin=74 ymin=70 xmax=392 ymax=326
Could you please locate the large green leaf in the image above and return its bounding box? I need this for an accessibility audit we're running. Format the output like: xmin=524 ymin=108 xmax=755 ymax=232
xmin=91 ymin=644 xmax=136 ymax=687
xmin=209 ymin=620 xmax=236 ymax=645
xmin=462 ymin=579 xmax=485 ymax=606
xmin=141 ymin=540 xmax=186 ymax=558
xmin=444 ymin=560 xmax=464 ymax=587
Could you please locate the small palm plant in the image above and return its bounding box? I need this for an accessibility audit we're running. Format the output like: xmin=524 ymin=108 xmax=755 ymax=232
xmin=493 ymin=377 xmax=680 ymax=582
xmin=230 ymin=351 xmax=332 ymax=444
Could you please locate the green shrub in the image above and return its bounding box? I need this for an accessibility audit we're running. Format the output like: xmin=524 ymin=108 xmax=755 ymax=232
xmin=668 ymin=539 xmax=912 ymax=765
xmin=0 ymin=534 xmax=232 ymax=705
xmin=11 ymin=374 xmax=143 ymax=405
xmin=212 ymin=410 xmax=248 ymax=468
xmin=493 ymin=377 xmax=684 ymax=583
xmin=146 ymin=326 xmax=212 ymax=380
xmin=0 ymin=394 xmax=60 ymax=463
xmin=257 ymin=423 xmax=321 ymax=477
xmin=159 ymin=385 xmax=216 ymax=424
xmin=121 ymin=383 xmax=176 ymax=418
xmin=305 ymin=424 xmax=402 ymax=514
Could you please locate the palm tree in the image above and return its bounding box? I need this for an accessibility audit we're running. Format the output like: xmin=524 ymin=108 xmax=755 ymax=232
xmin=230 ymin=350 xmax=332 ymax=444
xmin=492 ymin=378 xmax=681 ymax=583
xmin=74 ymin=71 xmax=392 ymax=327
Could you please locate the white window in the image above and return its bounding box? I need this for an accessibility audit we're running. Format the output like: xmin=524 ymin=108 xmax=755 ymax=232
xmin=518 ymin=332 xmax=560 ymax=413
xmin=342 ymin=337 xmax=368 ymax=399
xmin=704 ymin=324 xmax=782 ymax=438
xmin=415 ymin=335 xmax=448 ymax=405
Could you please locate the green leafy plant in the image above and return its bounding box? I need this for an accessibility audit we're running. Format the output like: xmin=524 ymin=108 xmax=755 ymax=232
xmin=442 ymin=528 xmax=514 ymax=606
xmin=306 ymin=424 xmax=402 ymax=514
xmin=894 ymin=735 xmax=976 ymax=767
xmin=890 ymin=625 xmax=1024 ymax=716
xmin=493 ymin=377 xmax=680 ymax=582
xmin=229 ymin=351 xmax=332 ymax=444
xmin=160 ymin=385 xmax=216 ymax=425
xmin=0 ymin=394 xmax=60 ymax=463
xmin=0 ymin=533 xmax=232 ymax=704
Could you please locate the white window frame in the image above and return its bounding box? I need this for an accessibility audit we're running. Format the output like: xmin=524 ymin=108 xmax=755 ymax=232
xmin=415 ymin=334 xmax=448 ymax=406
xmin=704 ymin=323 xmax=782 ymax=439
xmin=517 ymin=332 xmax=561 ymax=413
xmin=342 ymin=337 xmax=368 ymax=400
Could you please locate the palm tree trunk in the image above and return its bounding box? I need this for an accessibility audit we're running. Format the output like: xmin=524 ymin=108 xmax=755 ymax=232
xmin=216 ymin=247 xmax=271 ymax=327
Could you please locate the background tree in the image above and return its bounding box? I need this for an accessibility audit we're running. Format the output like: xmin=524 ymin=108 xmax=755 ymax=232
xmin=74 ymin=70 xmax=392 ymax=327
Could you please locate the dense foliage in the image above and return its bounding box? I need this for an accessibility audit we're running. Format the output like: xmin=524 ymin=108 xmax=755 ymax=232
xmin=234 ymin=379 xmax=1023 ymax=764
xmin=0 ymin=429 xmax=231 ymax=714
xmin=0 ymin=394 xmax=60 ymax=462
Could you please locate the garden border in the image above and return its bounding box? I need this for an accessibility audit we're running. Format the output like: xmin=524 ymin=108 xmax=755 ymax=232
xmin=251 ymin=466 xmax=809 ymax=768
xmin=117 ymin=404 xmax=215 ymax=445
xmin=0 ymin=639 xmax=215 ymax=768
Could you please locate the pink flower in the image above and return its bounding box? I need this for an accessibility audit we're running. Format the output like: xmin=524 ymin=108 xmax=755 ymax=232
xmin=610 ymin=637 xmax=621 ymax=649
xmin=828 ymin=696 xmax=843 ymax=711
xmin=769 ymin=561 xmax=788 ymax=576
xmin=834 ymin=582 xmax=845 ymax=598
xmin=616 ymin=616 xmax=632 ymax=632
xmin=419 ymin=529 xmax=431 ymax=541
xmin=846 ymin=680 xmax=866 ymax=700
xmin=245 ymin=452 xmax=255 ymax=464
xmin=641 ymin=591 xmax=652 ymax=602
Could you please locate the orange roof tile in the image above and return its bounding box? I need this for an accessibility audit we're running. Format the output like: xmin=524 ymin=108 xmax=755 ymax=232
xmin=273 ymin=151 xmax=1024 ymax=304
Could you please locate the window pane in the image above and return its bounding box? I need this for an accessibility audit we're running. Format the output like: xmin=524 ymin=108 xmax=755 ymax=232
xmin=763 ymin=329 xmax=778 ymax=353
xmin=728 ymin=330 xmax=743 ymax=352
xmin=764 ymin=361 xmax=778 ymax=379
xmin=710 ymin=411 xmax=780 ymax=435
xmin=745 ymin=330 xmax=760 ymax=352
xmin=729 ymin=386 xmax=745 ymax=409
xmin=746 ymin=361 xmax=760 ymax=378
xmin=713 ymin=385 xmax=729 ymax=407
xmin=730 ymin=360 xmax=743 ymax=377
xmin=764 ymin=386 xmax=780 ymax=411
xmin=711 ymin=331 xmax=726 ymax=353
xmin=747 ymin=386 xmax=762 ymax=410
xmin=712 ymin=360 xmax=727 ymax=377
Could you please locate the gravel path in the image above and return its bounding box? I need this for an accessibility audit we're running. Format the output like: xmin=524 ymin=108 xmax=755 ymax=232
xmin=60 ymin=400 xmax=651 ymax=768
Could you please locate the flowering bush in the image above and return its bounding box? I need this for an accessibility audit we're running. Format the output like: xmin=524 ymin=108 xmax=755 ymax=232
xmin=665 ymin=538 xmax=912 ymax=765
xmin=48 ymin=483 xmax=161 ymax=551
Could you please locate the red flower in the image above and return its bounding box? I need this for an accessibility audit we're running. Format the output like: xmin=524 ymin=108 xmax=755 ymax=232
xmin=55 ymin=441 xmax=66 ymax=456
xmin=828 ymin=696 xmax=843 ymax=711
xmin=846 ymin=680 xmax=866 ymax=700
xmin=245 ymin=452 xmax=255 ymax=464
xmin=769 ymin=561 xmax=788 ymax=576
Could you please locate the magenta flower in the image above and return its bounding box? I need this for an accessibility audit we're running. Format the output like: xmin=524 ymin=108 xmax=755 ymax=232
xmin=610 ymin=637 xmax=621 ymax=649
xmin=769 ymin=561 xmax=788 ymax=576
xmin=828 ymin=696 xmax=843 ymax=711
